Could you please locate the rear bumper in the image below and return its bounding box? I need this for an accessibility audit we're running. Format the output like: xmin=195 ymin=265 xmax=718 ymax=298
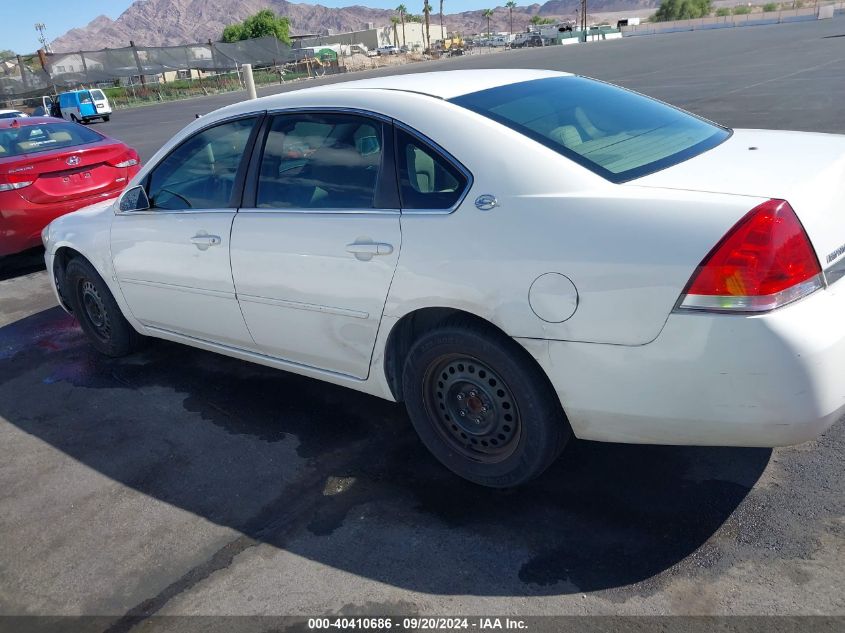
xmin=0 ymin=189 xmax=121 ymax=257
xmin=531 ymin=281 xmax=845 ymax=447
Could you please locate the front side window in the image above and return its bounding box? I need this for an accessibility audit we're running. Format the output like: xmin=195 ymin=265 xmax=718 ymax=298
xmin=396 ymin=128 xmax=468 ymax=210
xmin=256 ymin=113 xmax=383 ymax=210
xmin=147 ymin=117 xmax=256 ymax=211
xmin=450 ymin=76 xmax=730 ymax=183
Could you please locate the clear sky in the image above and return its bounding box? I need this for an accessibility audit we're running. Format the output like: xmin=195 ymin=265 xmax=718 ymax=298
xmin=0 ymin=0 xmax=504 ymax=55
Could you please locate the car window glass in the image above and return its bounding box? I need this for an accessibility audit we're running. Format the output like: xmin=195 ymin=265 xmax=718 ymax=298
xmin=450 ymin=76 xmax=729 ymax=183
xmin=396 ymin=128 xmax=467 ymax=210
xmin=0 ymin=121 xmax=102 ymax=157
xmin=257 ymin=113 xmax=382 ymax=210
xmin=147 ymin=117 xmax=256 ymax=211
xmin=90 ymin=90 xmax=106 ymax=101
xmin=79 ymin=92 xmax=93 ymax=105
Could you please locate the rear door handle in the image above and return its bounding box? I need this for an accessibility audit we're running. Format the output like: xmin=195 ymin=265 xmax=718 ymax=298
xmin=190 ymin=233 xmax=221 ymax=250
xmin=346 ymin=241 xmax=393 ymax=260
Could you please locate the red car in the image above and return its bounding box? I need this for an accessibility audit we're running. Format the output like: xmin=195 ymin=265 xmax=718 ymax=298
xmin=0 ymin=116 xmax=140 ymax=257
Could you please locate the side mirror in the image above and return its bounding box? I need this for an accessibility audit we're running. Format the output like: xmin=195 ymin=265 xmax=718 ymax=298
xmin=118 ymin=184 xmax=150 ymax=212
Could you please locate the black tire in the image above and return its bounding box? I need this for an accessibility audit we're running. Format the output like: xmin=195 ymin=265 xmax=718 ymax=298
xmin=70 ymin=114 xmax=78 ymax=123
xmin=102 ymin=115 xmax=110 ymax=122
xmin=402 ymin=318 xmax=571 ymax=488
xmin=65 ymin=257 xmax=141 ymax=357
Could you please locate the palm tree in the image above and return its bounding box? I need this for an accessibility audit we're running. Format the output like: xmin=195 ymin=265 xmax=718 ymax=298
xmin=391 ymin=16 xmax=400 ymax=47
xmin=423 ymin=0 xmax=432 ymax=51
xmin=506 ymin=0 xmax=517 ymax=35
xmin=396 ymin=4 xmax=407 ymax=47
xmin=482 ymin=8 xmax=494 ymax=38
xmin=439 ymin=0 xmax=445 ymax=39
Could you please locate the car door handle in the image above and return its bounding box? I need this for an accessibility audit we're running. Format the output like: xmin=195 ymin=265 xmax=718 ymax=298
xmin=190 ymin=234 xmax=221 ymax=250
xmin=346 ymin=242 xmax=393 ymax=260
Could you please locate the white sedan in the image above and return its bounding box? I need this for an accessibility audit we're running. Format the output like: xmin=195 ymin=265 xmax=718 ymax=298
xmin=0 ymin=109 xmax=28 ymax=119
xmin=42 ymin=69 xmax=845 ymax=487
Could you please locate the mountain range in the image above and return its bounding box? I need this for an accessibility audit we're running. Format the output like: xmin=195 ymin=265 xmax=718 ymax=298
xmin=50 ymin=0 xmax=658 ymax=53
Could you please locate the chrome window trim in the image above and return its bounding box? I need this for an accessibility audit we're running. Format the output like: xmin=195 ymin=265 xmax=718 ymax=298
xmin=236 ymin=207 xmax=401 ymax=216
xmin=392 ymin=120 xmax=474 ymax=215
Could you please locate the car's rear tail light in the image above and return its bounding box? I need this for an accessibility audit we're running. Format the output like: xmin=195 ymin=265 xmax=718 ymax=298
xmin=110 ymin=148 xmax=140 ymax=169
xmin=0 ymin=180 xmax=33 ymax=192
xmin=676 ymin=199 xmax=823 ymax=313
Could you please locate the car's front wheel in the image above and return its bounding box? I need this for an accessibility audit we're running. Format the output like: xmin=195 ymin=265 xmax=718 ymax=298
xmin=65 ymin=258 xmax=141 ymax=357
xmin=402 ymin=319 xmax=571 ymax=488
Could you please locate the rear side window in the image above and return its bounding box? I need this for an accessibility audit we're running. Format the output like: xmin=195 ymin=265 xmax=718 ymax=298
xmin=0 ymin=122 xmax=103 ymax=157
xmin=79 ymin=92 xmax=93 ymax=105
xmin=256 ymin=113 xmax=383 ymax=210
xmin=396 ymin=128 xmax=468 ymax=210
xmin=450 ymin=76 xmax=730 ymax=183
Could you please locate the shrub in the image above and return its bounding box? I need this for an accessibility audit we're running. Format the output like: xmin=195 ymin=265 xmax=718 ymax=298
xmin=716 ymin=7 xmax=732 ymax=15
xmin=733 ymin=5 xmax=752 ymax=14
xmin=763 ymin=2 xmax=778 ymax=10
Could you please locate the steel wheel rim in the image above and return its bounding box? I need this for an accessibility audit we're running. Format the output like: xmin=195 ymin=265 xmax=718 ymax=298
xmin=423 ymin=354 xmax=521 ymax=463
xmin=80 ymin=279 xmax=111 ymax=340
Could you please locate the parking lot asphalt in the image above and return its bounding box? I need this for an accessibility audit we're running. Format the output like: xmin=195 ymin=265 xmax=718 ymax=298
xmin=97 ymin=16 xmax=845 ymax=162
xmin=1 ymin=17 xmax=844 ymax=626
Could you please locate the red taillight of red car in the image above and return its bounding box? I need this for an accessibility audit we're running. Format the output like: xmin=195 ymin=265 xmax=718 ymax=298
xmin=677 ymin=199 xmax=823 ymax=312
xmin=0 ymin=173 xmax=34 ymax=192
xmin=108 ymin=147 xmax=140 ymax=169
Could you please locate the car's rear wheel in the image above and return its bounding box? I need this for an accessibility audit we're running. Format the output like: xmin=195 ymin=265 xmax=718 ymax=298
xmin=65 ymin=258 xmax=141 ymax=357
xmin=103 ymin=115 xmax=110 ymax=122
xmin=402 ymin=319 xmax=571 ymax=488
xmin=70 ymin=114 xmax=78 ymax=123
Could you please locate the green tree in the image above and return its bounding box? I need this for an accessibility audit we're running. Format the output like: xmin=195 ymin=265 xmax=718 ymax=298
xmin=733 ymin=4 xmax=751 ymax=13
xmin=423 ymin=0 xmax=432 ymax=50
xmin=716 ymin=6 xmax=731 ymax=14
xmin=391 ymin=16 xmax=400 ymax=46
xmin=396 ymin=4 xmax=407 ymax=47
xmin=506 ymin=0 xmax=517 ymax=34
xmin=654 ymin=0 xmax=712 ymax=21
xmin=0 ymin=49 xmax=15 ymax=60
xmin=221 ymin=9 xmax=291 ymax=44
xmin=530 ymin=15 xmax=555 ymax=25
xmin=483 ymin=8 xmax=494 ymax=37
xmin=763 ymin=2 xmax=778 ymax=10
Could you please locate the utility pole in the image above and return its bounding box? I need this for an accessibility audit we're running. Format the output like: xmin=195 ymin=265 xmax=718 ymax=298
xmin=35 ymin=23 xmax=51 ymax=54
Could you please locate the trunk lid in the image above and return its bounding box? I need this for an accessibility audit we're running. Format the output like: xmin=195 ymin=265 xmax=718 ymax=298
xmin=0 ymin=140 xmax=130 ymax=204
xmin=630 ymin=129 xmax=845 ymax=276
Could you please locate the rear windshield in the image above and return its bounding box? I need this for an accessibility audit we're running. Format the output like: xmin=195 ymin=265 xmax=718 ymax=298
xmin=0 ymin=122 xmax=103 ymax=157
xmin=90 ymin=89 xmax=106 ymax=101
xmin=449 ymin=76 xmax=730 ymax=183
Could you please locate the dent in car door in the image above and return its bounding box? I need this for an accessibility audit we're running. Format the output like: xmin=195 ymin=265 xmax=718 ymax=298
xmin=231 ymin=112 xmax=401 ymax=379
xmin=111 ymin=116 xmax=260 ymax=347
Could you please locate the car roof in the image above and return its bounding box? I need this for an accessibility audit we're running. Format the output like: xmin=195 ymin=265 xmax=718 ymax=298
xmin=313 ymin=69 xmax=569 ymax=100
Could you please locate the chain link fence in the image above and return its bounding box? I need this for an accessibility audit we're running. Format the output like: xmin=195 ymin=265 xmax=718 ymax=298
xmin=0 ymin=35 xmax=337 ymax=106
